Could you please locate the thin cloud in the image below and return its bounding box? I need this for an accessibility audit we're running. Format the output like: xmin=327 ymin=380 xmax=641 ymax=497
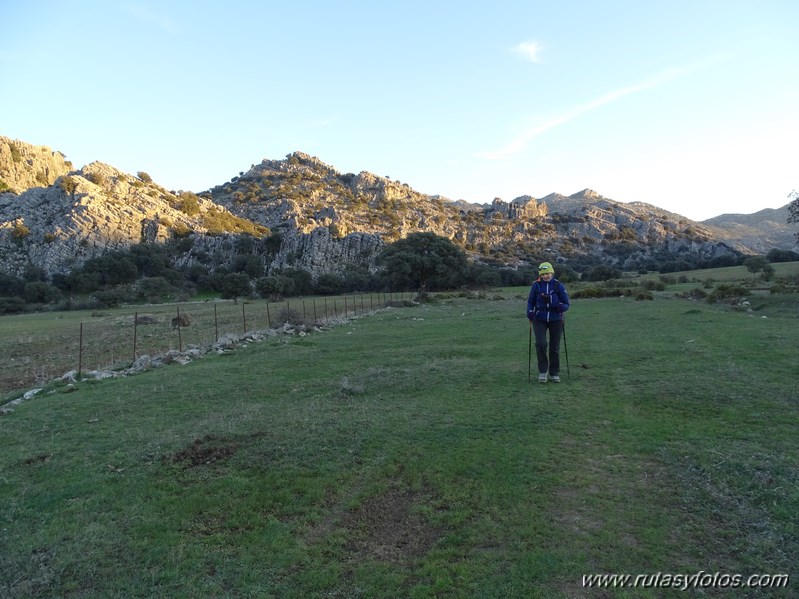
xmin=514 ymin=41 xmax=543 ymax=63
xmin=123 ymin=4 xmax=175 ymax=32
xmin=477 ymin=57 xmax=729 ymax=160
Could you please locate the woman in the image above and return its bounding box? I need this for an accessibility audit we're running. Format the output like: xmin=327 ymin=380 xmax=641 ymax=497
xmin=527 ymin=262 xmax=570 ymax=383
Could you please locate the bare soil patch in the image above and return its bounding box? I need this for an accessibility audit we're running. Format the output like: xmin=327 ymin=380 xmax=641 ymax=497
xmin=162 ymin=434 xmax=239 ymax=469
xmin=340 ymin=485 xmax=442 ymax=566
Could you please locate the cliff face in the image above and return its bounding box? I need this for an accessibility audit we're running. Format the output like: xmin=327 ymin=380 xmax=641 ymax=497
xmin=0 ymin=137 xmax=73 ymax=193
xmin=0 ymin=137 xmax=762 ymax=281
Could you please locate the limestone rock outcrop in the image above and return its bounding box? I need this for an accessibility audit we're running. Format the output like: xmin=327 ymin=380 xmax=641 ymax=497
xmin=0 ymin=137 xmax=754 ymax=281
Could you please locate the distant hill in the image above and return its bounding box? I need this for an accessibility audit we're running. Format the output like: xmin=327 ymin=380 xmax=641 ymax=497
xmin=1 ymin=134 xmax=790 ymax=282
xmin=702 ymin=206 xmax=797 ymax=254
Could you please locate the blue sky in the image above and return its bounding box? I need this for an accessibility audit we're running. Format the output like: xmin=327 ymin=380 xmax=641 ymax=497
xmin=3 ymin=1 xmax=797 ymax=221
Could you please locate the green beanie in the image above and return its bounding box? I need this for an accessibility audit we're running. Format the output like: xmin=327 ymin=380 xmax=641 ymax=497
xmin=538 ymin=262 xmax=555 ymax=275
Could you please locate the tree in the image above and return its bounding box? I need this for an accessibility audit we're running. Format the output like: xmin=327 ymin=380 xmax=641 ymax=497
xmin=220 ymin=273 xmax=252 ymax=303
xmin=766 ymin=248 xmax=799 ymax=263
xmin=743 ymin=256 xmax=773 ymax=280
xmin=23 ymin=282 xmax=62 ymax=304
xmin=378 ymin=232 xmax=468 ymax=291
xmin=136 ymin=276 xmax=173 ymax=302
xmin=788 ymin=190 xmax=799 ymax=243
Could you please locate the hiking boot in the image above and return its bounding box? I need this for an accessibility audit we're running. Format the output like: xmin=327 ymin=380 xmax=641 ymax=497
xmin=538 ymin=373 xmax=547 ymax=383
xmin=550 ymin=375 xmax=561 ymax=383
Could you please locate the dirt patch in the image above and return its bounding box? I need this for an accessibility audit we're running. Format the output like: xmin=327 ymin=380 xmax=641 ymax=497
xmin=162 ymin=434 xmax=238 ymax=468
xmin=22 ymin=453 xmax=52 ymax=466
xmin=339 ymin=486 xmax=442 ymax=566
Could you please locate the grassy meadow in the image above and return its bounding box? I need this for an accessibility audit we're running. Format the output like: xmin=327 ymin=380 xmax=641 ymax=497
xmin=1 ymin=269 xmax=798 ymax=597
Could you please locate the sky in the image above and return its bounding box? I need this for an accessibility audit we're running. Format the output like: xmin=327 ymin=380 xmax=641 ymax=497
xmin=2 ymin=1 xmax=797 ymax=221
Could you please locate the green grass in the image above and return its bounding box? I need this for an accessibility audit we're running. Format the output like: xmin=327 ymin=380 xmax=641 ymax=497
xmin=1 ymin=292 xmax=797 ymax=597
xmin=0 ymin=293 xmax=410 ymax=397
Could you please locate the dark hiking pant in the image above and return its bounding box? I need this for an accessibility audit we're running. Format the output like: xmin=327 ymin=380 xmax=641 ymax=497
xmin=533 ymin=319 xmax=563 ymax=376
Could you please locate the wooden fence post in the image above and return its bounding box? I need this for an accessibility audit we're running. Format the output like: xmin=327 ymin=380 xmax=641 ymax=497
xmin=133 ymin=311 xmax=138 ymax=362
xmin=214 ymin=304 xmax=219 ymax=342
xmin=78 ymin=322 xmax=83 ymax=378
xmin=176 ymin=306 xmax=183 ymax=352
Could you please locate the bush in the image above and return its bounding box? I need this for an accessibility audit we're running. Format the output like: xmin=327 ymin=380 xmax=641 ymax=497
xmin=93 ymin=286 xmax=136 ymax=308
xmin=706 ymin=284 xmax=750 ymax=304
xmin=679 ymin=287 xmax=707 ymax=300
xmin=11 ymin=223 xmax=30 ymax=240
xmin=0 ymin=296 xmax=26 ymax=314
xmin=0 ymin=273 xmax=25 ymax=297
xmin=23 ymin=282 xmax=62 ymax=304
xmin=641 ymin=280 xmax=666 ymax=291
xmin=571 ymin=287 xmax=604 ymax=299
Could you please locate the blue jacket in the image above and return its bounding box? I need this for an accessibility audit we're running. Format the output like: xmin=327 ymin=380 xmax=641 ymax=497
xmin=527 ymin=277 xmax=570 ymax=322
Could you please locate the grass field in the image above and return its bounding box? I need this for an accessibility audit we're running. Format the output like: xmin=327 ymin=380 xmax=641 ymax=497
xmin=1 ymin=275 xmax=797 ymax=597
xmin=0 ymin=293 xmax=410 ymax=397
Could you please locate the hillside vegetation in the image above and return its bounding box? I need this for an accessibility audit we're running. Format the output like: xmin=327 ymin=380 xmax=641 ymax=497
xmin=2 ymin=136 xmax=768 ymax=286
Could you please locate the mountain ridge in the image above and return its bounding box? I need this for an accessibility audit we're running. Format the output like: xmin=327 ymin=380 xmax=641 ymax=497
xmin=1 ymin=135 xmax=794 ymax=282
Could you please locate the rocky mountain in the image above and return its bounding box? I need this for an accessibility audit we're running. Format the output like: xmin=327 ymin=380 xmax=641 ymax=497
xmin=1 ymin=135 xmax=788 ymax=282
xmin=701 ymin=206 xmax=798 ymax=254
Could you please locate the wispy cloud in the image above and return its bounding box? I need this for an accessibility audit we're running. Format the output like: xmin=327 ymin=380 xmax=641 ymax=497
xmin=477 ymin=57 xmax=729 ymax=160
xmin=123 ymin=4 xmax=175 ymax=32
xmin=514 ymin=41 xmax=543 ymax=63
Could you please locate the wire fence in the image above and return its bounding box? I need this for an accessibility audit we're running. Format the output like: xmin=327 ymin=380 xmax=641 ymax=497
xmin=2 ymin=292 xmax=413 ymax=395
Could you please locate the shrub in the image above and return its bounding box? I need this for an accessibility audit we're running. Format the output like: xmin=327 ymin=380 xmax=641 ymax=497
xmin=177 ymin=192 xmax=201 ymax=216
xmin=93 ymin=286 xmax=136 ymax=308
xmin=11 ymin=223 xmax=30 ymax=240
xmin=641 ymin=280 xmax=666 ymax=291
xmin=23 ymin=282 xmax=62 ymax=304
xmin=679 ymin=287 xmax=707 ymax=300
xmin=0 ymin=296 xmax=26 ymax=314
xmin=571 ymin=287 xmax=604 ymax=299
xmin=706 ymin=284 xmax=750 ymax=304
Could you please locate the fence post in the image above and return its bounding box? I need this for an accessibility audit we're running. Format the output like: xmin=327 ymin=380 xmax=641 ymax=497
xmin=78 ymin=322 xmax=83 ymax=378
xmin=133 ymin=311 xmax=138 ymax=362
xmin=176 ymin=306 xmax=183 ymax=352
xmin=214 ymin=304 xmax=219 ymax=342
xmin=242 ymin=302 xmax=247 ymax=334
xmin=302 ymin=299 xmax=306 ymax=322
xmin=266 ymin=302 xmax=272 ymax=328
xmin=313 ymin=299 xmax=317 ymax=323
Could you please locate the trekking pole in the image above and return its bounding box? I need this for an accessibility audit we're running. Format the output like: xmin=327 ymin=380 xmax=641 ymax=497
xmin=562 ymin=317 xmax=570 ymax=378
xmin=528 ymin=320 xmax=532 ymax=383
